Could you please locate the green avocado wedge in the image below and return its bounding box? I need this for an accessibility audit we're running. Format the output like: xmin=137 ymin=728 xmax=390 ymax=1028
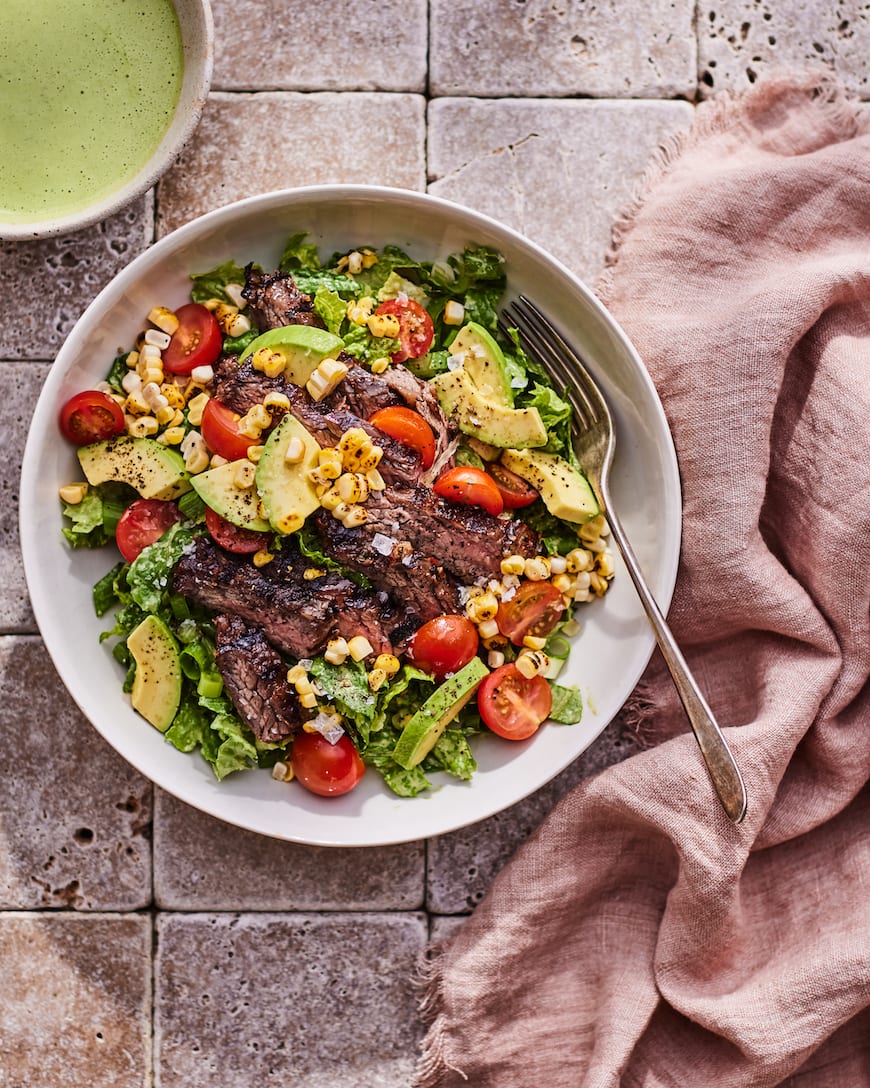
xmin=430 ymin=368 xmax=548 ymax=449
xmin=255 ymin=413 xmax=321 ymax=534
xmin=449 ymin=321 xmax=514 ymax=405
xmin=392 ymin=657 xmax=489 ymax=769
xmin=190 ymin=459 xmax=271 ymax=531
xmin=501 ymin=447 xmax=600 ymax=524
xmin=238 ymin=323 xmax=343 ymax=385
xmin=127 ymin=615 xmax=182 ymax=733
xmin=77 ymin=437 xmax=191 ymax=500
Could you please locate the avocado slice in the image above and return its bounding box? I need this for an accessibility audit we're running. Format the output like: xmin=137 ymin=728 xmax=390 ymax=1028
xmin=392 ymin=657 xmax=489 ymax=769
xmin=255 ymin=413 xmax=322 ymax=534
xmin=190 ymin=459 xmax=271 ymax=531
xmin=449 ymin=322 xmax=514 ymax=405
xmin=501 ymin=447 xmax=600 ymax=524
xmin=431 ymin=369 xmax=547 ymax=449
xmin=127 ymin=615 xmax=182 ymax=733
xmin=78 ymin=437 xmax=191 ymax=500
xmin=238 ymin=324 xmax=343 ymax=385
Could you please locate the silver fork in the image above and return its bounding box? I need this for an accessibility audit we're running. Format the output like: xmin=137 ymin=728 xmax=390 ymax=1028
xmin=499 ymin=295 xmax=747 ymax=823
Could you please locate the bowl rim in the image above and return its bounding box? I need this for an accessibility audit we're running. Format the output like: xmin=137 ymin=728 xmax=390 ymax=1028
xmin=20 ymin=183 xmax=682 ymax=845
xmin=0 ymin=0 xmax=214 ymax=242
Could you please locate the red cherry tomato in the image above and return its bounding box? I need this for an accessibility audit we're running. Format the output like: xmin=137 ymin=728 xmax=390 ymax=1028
xmin=115 ymin=498 xmax=182 ymax=562
xmin=59 ymin=390 xmax=126 ymax=446
xmin=200 ymin=397 xmax=259 ymax=462
xmin=408 ymin=614 xmax=479 ymax=679
xmin=291 ymin=731 xmax=365 ymax=797
xmin=433 ymin=466 xmax=504 ymax=516
xmin=369 ymin=406 xmax=436 ymax=469
xmin=478 ymin=663 xmax=553 ymax=740
xmin=162 ymin=303 xmax=222 ymax=375
xmin=488 ymin=463 xmax=539 ymax=509
xmin=374 ymin=298 xmax=434 ymax=362
xmin=496 ymin=580 xmax=565 ymax=646
xmin=204 ymin=506 xmax=271 ymax=555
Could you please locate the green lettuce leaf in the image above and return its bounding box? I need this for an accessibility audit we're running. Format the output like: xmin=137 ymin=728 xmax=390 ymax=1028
xmin=61 ymin=482 xmax=134 ymax=550
xmin=190 ymin=259 xmax=249 ymax=304
xmin=278 ymin=231 xmax=321 ymax=272
xmin=127 ymin=524 xmax=199 ymax=614
xmin=548 ymin=683 xmax=583 ymax=724
xmin=422 ymin=728 xmax=477 ymax=780
xmin=313 ymin=285 xmax=347 ymax=336
xmin=363 ymin=729 xmax=432 ymax=797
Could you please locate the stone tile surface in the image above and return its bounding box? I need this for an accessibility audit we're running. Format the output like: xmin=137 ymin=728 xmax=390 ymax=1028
xmin=428 ymin=98 xmax=694 ymax=283
xmin=698 ymin=1 xmax=870 ymax=98
xmin=154 ymin=790 xmax=424 ymax=910
xmin=0 ymin=912 xmax=151 ymax=1088
xmin=212 ymin=0 xmax=428 ymax=92
xmin=429 ymin=0 xmax=696 ymax=99
xmin=0 ymin=198 xmax=152 ymax=360
xmin=156 ymin=92 xmax=427 ymax=235
xmin=0 ymin=638 xmax=152 ymax=910
xmin=155 ymin=912 xmax=426 ymax=1087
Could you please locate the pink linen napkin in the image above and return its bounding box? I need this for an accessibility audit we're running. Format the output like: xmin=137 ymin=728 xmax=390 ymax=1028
xmin=415 ymin=71 xmax=870 ymax=1088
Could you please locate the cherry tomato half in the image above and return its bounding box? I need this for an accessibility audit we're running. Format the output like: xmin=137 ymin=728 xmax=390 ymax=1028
xmin=162 ymin=303 xmax=222 ymax=375
xmin=408 ymin=614 xmax=479 ymax=679
xmin=433 ymin=466 xmax=504 ymax=516
xmin=374 ymin=298 xmax=434 ymax=363
xmin=478 ymin=663 xmax=553 ymax=740
xmin=369 ymin=406 xmax=436 ymax=469
xmin=115 ymin=498 xmax=182 ymax=563
xmin=291 ymin=731 xmax=365 ymax=797
xmin=59 ymin=390 xmax=126 ymax=446
xmin=496 ymin=580 xmax=565 ymax=647
xmin=201 ymin=397 xmax=259 ymax=462
xmin=204 ymin=506 xmax=271 ymax=555
xmin=488 ymin=463 xmax=539 ymax=510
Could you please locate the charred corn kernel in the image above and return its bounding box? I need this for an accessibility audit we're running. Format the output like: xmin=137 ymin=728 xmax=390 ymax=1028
xmin=347 ymin=635 xmax=374 ymax=661
xmin=346 ymin=250 xmax=364 ymax=275
xmin=234 ymin=461 xmax=256 ymax=489
xmin=477 ymin=618 xmax=500 ymax=640
xmin=148 ymin=306 xmax=179 ymax=335
xmin=360 ymin=249 xmax=378 ymax=269
xmin=552 ymin=573 xmax=573 ymax=594
xmin=369 ymin=356 xmax=390 ymax=374
xmin=294 ymin=676 xmax=314 ymax=696
xmin=308 ymin=467 xmax=334 ymax=490
xmin=466 ymin=591 xmax=499 ymax=623
xmin=487 ymin=649 xmax=505 ymax=669
xmin=144 ymin=328 xmax=171 ymax=349
xmin=244 ymin=444 xmax=262 ymax=464
xmin=142 ymin=366 xmax=165 ymax=387
xmin=596 ymin=551 xmax=615 ymax=578
xmin=277 ymin=436 xmax=303 ymax=466
xmin=566 ymin=547 xmax=593 ymax=573
xmin=125 ymin=350 xmax=140 ymax=369
xmin=367 ymin=312 xmax=400 ymax=338
xmin=524 ymin=556 xmax=551 ymax=581
xmin=548 ymin=555 xmax=568 ymax=575
xmin=303 ymin=567 xmax=325 ymax=581
xmin=346 ymin=296 xmax=374 ymax=325
xmin=286 ymin=664 xmax=307 ymax=685
xmin=482 ymin=632 xmax=508 ymax=651
xmin=306 ymin=357 xmax=349 ymax=401
xmin=186 ymin=391 xmax=210 ymax=426
xmin=574 ymin=587 xmax=592 ymax=603
xmin=129 ymin=415 xmax=159 ymax=438
xmin=522 ymin=635 xmax=548 ymax=651
xmin=580 ymin=514 xmax=607 ymax=540
xmin=368 ymin=668 xmax=388 ymax=692
xmin=336 ymin=472 xmax=368 ymax=503
xmin=317 ymin=448 xmax=343 ymax=478
xmin=271 ymin=760 xmax=293 ymax=782
xmin=142 ymin=381 xmax=168 ymax=410
xmin=252 ymin=549 xmax=275 ymax=567
xmin=374 ymin=654 xmax=400 ymax=677
xmin=251 ymin=347 xmax=285 ymax=376
xmin=180 ymin=430 xmax=209 ymax=474
xmin=202 ymin=297 xmax=222 ymax=312
xmin=210 ymin=453 xmax=228 ymax=468
xmin=336 ymin=255 xmax=349 ymax=271
xmin=365 ymin=468 xmax=386 ymax=492
xmin=319 ymin=486 xmax=343 ymax=511
xmin=190 ymin=364 xmax=214 ymax=385
xmin=463 ymin=585 xmax=485 ymax=600
xmin=299 ymin=691 xmax=319 ymax=709
xmin=121 ymin=371 xmax=142 ymax=395
xmin=324 ymin=637 xmax=349 ymax=665
xmin=341 ymin=504 xmax=368 ymax=528
xmin=500 ymin=554 xmax=526 ymax=576
xmin=263 ymin=391 xmax=291 ymax=413
xmin=225 ymin=283 xmax=247 ymax=309
xmin=443 ymin=300 xmax=465 ymax=325
xmin=571 ymin=571 xmax=592 ymax=593
xmin=275 ymin=512 xmax=305 ymax=534
xmin=338 ymin=428 xmax=369 ymax=458
xmin=154 ymin=404 xmax=176 ymax=426
xmin=354 ymin=443 xmax=383 ymax=473
xmin=225 ymin=312 xmax=251 ymax=337
xmin=158 ymin=425 xmax=186 ymax=446
xmin=589 ymin=572 xmax=607 ymax=596
xmin=238 ymin=404 xmax=271 ymax=439
xmin=516 ymin=650 xmax=550 ymax=679
xmin=124 ymin=389 xmax=151 ymax=415
xmin=59 ymin=482 xmax=88 ymax=504
xmin=139 ymin=342 xmax=162 ymax=362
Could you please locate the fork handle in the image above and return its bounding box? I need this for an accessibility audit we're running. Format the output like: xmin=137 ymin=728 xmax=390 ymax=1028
xmin=603 ymin=508 xmax=748 ymax=823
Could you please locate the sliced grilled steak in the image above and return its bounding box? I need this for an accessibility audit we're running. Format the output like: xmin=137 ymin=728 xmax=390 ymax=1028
xmin=242 ymin=265 xmax=323 ymax=330
xmin=213 ymin=613 xmax=303 ymax=744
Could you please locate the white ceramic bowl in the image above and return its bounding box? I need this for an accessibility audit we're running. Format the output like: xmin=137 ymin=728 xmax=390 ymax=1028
xmin=20 ymin=186 xmax=681 ymax=846
xmin=0 ymin=0 xmax=213 ymax=241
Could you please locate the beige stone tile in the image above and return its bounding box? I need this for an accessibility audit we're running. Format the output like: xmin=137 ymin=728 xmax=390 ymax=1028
xmin=155 ymin=912 xmax=426 ymax=1087
xmin=1 ymin=198 xmax=153 ymax=360
xmin=428 ymin=97 xmax=694 ymax=284
xmin=154 ymin=789 xmax=424 ymax=910
xmin=212 ymin=0 xmax=428 ymax=92
xmin=698 ymin=2 xmax=870 ymax=98
xmin=429 ymin=0 xmax=695 ymax=99
xmin=0 ymin=912 xmax=151 ymax=1088
xmin=156 ymin=92 xmax=427 ymax=235
xmin=0 ymin=638 xmax=152 ymax=910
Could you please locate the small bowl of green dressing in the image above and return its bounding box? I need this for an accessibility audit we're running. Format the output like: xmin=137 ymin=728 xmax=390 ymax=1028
xmin=0 ymin=0 xmax=213 ymax=240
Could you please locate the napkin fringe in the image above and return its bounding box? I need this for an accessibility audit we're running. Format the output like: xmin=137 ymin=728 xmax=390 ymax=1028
xmin=413 ymin=945 xmax=469 ymax=1086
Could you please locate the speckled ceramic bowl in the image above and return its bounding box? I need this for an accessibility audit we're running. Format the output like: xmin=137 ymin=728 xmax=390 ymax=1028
xmin=0 ymin=0 xmax=213 ymax=241
xmin=20 ymin=185 xmax=681 ymax=846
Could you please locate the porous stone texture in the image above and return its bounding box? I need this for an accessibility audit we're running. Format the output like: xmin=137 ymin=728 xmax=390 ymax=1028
xmin=155 ymin=912 xmax=426 ymax=1087
xmin=156 ymin=92 xmax=427 ymax=236
xmin=429 ymin=0 xmax=696 ymax=99
xmin=154 ymin=789 xmax=424 ymax=910
xmin=212 ymin=0 xmax=428 ymax=92
xmin=698 ymin=2 xmax=870 ymax=98
xmin=0 ymin=198 xmax=152 ymax=360
xmin=0 ymin=912 xmax=151 ymax=1088
xmin=0 ymin=638 xmax=152 ymax=910
xmin=428 ymin=98 xmax=694 ymax=283
xmin=426 ymin=722 xmax=641 ymax=914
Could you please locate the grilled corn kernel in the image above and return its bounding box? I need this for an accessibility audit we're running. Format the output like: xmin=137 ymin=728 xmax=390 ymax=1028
xmin=589 ymin=572 xmax=608 ymax=597
xmin=477 ymin=618 xmax=500 ymax=640
xmin=121 ymin=371 xmax=142 ymax=395
xmin=275 ymin=512 xmax=305 ymax=535
xmin=369 ymin=356 xmax=390 ymax=374
xmin=373 ymin=654 xmax=400 ymax=677
xmin=306 ymin=357 xmax=349 ymax=401
xmin=284 ymin=436 xmax=305 ymax=464
xmin=234 ymin=461 xmax=256 ymax=489
xmin=59 ymin=482 xmax=88 ymax=504
xmin=124 ymin=389 xmax=151 ymax=416
xmin=365 ymin=468 xmax=386 ymax=492
xmin=522 ymin=635 xmax=548 ymax=651
xmin=324 ymin=638 xmax=349 ymax=666
xmin=347 ymin=635 xmax=374 ymax=661
xmin=319 ymin=486 xmax=343 ymax=511
xmin=341 ymin=504 xmax=368 ymax=528
xmin=186 ymin=392 xmax=210 ymax=426
xmin=500 ymin=554 xmax=526 ymax=576
xmin=141 ymin=366 xmax=165 ymax=387
xmin=346 ymin=296 xmax=374 ymax=325
xmin=238 ymin=404 xmax=270 ymax=439
xmin=148 ymin=306 xmax=179 ymax=335
xmin=596 ymin=551 xmax=615 ymax=578
xmin=158 ymin=425 xmax=186 ymax=446
xmin=271 ymin=760 xmax=293 ymax=782
xmin=354 ymin=443 xmax=383 ymax=473
xmin=251 ymin=347 xmax=286 ymax=377
xmin=125 ymin=350 xmax=140 ymax=369
xmin=487 ymin=649 xmax=505 ymax=669
xmin=210 ymin=453 xmax=229 ymax=468
xmin=516 ymin=650 xmax=550 ymax=679
xmin=566 ymin=547 xmax=593 ymax=573
xmin=299 ymin=691 xmax=319 ymax=709
xmin=548 ymin=555 xmax=568 ymax=575
xmin=482 ymin=632 xmax=508 ymax=651
xmin=129 ymin=415 xmax=159 ymax=437
xmin=367 ymin=312 xmax=400 ymax=339
xmin=524 ymin=556 xmax=551 ymax=581
xmin=263 ymin=391 xmax=291 ymax=413
xmin=465 ymin=592 xmax=499 ymax=623
xmin=580 ymin=514 xmax=608 ymax=540
xmin=180 ymin=431 xmax=209 ymax=474
xmin=317 ymin=448 xmax=343 ymax=478
xmin=155 ymin=404 xmax=176 ymax=426
xmin=361 ymin=249 xmax=378 ymax=269
xmin=571 ymin=571 xmax=592 ymax=593
xmin=336 ymin=472 xmax=369 ymax=503
xmin=144 ymin=328 xmax=171 ymax=349
xmin=159 ymin=382 xmax=186 ymax=409
xmin=139 ymin=342 xmax=162 ymax=362
xmin=303 ymin=567 xmax=325 ymax=581
xmin=552 ymin=573 xmax=573 ymax=594
xmin=294 ymin=676 xmax=314 ymax=696
xmin=252 ymin=549 xmax=275 ymax=567
xmin=225 ymin=283 xmax=247 ymax=309
xmin=346 ymin=250 xmax=364 ymax=274
xmin=286 ymin=664 xmax=307 ymax=685
xmin=443 ymin=300 xmax=465 ymax=325
xmin=338 ymin=427 xmax=369 ymax=457
xmin=246 ymin=444 xmax=264 ymax=464
xmin=368 ymin=667 xmax=388 ymax=692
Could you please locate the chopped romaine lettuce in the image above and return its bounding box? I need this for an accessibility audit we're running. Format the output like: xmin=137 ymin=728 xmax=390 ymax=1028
xmin=190 ymin=259 xmax=249 ymax=304
xmin=548 ymin=683 xmax=583 ymax=725
xmin=313 ymin=285 xmax=347 ymax=336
